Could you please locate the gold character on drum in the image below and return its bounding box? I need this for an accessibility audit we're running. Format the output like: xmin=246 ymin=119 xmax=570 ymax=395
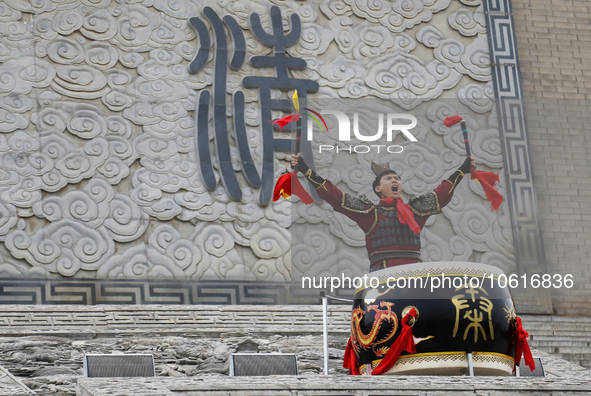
xmin=451 ymin=284 xmax=494 ymax=342
xmin=463 ymin=309 xmax=487 ymax=342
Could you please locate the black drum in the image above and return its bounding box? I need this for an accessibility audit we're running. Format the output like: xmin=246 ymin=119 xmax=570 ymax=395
xmin=350 ymin=262 xmax=516 ymax=375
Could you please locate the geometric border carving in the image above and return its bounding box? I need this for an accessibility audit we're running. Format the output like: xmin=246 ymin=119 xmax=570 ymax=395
xmin=0 ymin=279 xmax=353 ymax=305
xmin=483 ymin=0 xmax=551 ymax=313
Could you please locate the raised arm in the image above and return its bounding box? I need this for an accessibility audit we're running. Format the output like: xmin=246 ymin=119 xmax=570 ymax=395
xmin=409 ymin=156 xmax=475 ymax=227
xmin=436 ymin=156 xmax=475 ymax=208
xmin=291 ymin=154 xmax=376 ymax=233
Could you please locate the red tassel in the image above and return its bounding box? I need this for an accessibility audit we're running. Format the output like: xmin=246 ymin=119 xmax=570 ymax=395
xmin=443 ymin=114 xmax=503 ymax=211
xmin=273 ymin=173 xmax=292 ymax=201
xmin=372 ymin=308 xmax=417 ymax=375
xmin=471 ymin=170 xmax=503 ymax=211
xmin=444 ymin=115 xmax=463 ymax=127
xmin=273 ymin=172 xmax=314 ymax=204
xmin=272 ymin=114 xmax=301 ymax=131
xmin=291 ymin=172 xmax=314 ymax=204
xmin=514 ymin=317 xmax=536 ymax=372
xmin=343 ymin=337 xmax=361 ymax=375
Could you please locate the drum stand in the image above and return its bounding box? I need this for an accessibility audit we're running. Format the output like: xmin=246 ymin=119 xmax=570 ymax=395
xmin=467 ymin=351 xmax=474 ymax=376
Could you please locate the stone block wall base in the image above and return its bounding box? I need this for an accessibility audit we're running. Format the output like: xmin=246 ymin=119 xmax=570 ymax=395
xmin=76 ymin=376 xmax=591 ymax=396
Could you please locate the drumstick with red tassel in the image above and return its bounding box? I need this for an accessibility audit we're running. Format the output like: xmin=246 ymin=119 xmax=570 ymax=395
xmin=272 ymin=90 xmax=314 ymax=204
xmin=444 ymin=115 xmax=503 ymax=211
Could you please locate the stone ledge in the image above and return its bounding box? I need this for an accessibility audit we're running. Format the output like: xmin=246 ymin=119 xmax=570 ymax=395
xmin=0 ymin=305 xmax=577 ymax=335
xmin=76 ymin=375 xmax=591 ymax=396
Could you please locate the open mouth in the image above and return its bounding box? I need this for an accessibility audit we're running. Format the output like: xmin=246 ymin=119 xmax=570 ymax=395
xmin=391 ymin=185 xmax=398 ymax=193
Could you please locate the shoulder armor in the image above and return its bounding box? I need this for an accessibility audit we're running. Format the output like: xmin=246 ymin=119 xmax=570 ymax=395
xmin=341 ymin=193 xmax=374 ymax=214
xmin=408 ymin=191 xmax=441 ymax=216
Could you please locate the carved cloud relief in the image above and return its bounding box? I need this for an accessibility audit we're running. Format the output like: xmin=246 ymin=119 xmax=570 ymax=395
xmin=0 ymin=0 xmax=514 ymax=279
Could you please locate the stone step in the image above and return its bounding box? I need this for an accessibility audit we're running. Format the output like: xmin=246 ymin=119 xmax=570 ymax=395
xmin=539 ymin=330 xmax=591 ymax=337
xmin=527 ymin=316 xmax=591 ymax=323
xmin=519 ymin=322 xmax=591 ymax=331
xmin=560 ymin=359 xmax=591 ymax=369
xmin=522 ymin=318 xmax=591 ymax=323
xmin=549 ymin=353 xmax=591 ymax=361
xmin=521 ymin=322 xmax=591 ymax=330
xmin=532 ymin=346 xmax=561 ymax=354
xmin=529 ymin=335 xmax=591 ymax=342
xmin=530 ymin=338 xmax=591 ymax=345
xmin=524 ymin=346 xmax=591 ymax=357
xmin=529 ymin=340 xmax=589 ymax=347
xmin=531 ymin=350 xmax=591 ymax=369
xmin=552 ymin=347 xmax=591 ymax=354
xmin=526 ymin=329 xmax=556 ymax=336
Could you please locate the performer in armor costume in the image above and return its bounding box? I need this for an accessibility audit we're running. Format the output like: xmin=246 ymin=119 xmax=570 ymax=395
xmin=291 ymin=154 xmax=475 ymax=272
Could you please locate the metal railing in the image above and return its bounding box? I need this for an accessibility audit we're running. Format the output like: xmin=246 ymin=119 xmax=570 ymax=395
xmin=320 ymin=291 xmax=354 ymax=375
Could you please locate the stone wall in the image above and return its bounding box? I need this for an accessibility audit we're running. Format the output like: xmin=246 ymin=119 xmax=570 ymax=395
xmin=0 ymin=0 xmax=523 ymax=303
xmin=0 ymin=305 xmax=589 ymax=394
xmin=0 ymin=0 xmax=587 ymax=316
xmin=512 ymin=0 xmax=591 ymax=315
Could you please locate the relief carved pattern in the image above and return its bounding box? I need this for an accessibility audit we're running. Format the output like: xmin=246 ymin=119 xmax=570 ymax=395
xmin=0 ymin=0 xmax=516 ymax=282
